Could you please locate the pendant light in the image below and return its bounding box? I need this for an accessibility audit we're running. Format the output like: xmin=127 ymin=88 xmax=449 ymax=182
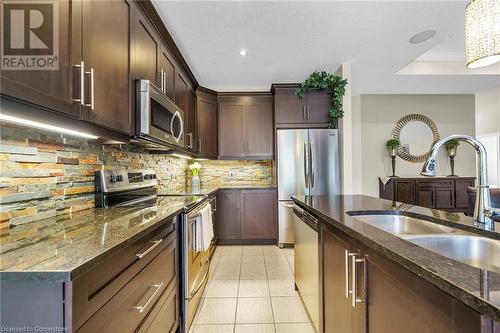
xmin=465 ymin=0 xmax=500 ymax=68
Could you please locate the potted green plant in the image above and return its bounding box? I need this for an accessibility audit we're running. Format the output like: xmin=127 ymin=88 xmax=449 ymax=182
xmin=294 ymin=71 xmax=348 ymax=129
xmin=444 ymin=139 xmax=460 ymax=177
xmin=386 ymin=139 xmax=401 ymax=177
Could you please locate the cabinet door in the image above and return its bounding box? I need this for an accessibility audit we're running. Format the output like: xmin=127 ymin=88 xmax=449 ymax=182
xmin=197 ymin=91 xmax=218 ymax=157
xmin=132 ymin=8 xmax=160 ymax=85
xmin=435 ymin=188 xmax=455 ymax=209
xmin=217 ymin=191 xmax=241 ymax=240
xmin=417 ymin=188 xmax=435 ymax=208
xmin=321 ymin=223 xmax=353 ymax=333
xmin=0 ymin=0 xmax=82 ymax=118
xmin=240 ymin=190 xmax=276 ymax=240
xmin=185 ymin=89 xmax=197 ymax=150
xmin=159 ymin=47 xmax=175 ymax=100
xmin=218 ymin=102 xmax=246 ymax=157
xmin=246 ymin=101 xmax=273 ymax=157
xmin=395 ymin=180 xmax=415 ymax=204
xmin=365 ymin=245 xmax=484 ymax=333
xmin=175 ymin=71 xmax=187 ymax=112
xmin=455 ymin=179 xmax=475 ymax=209
xmin=82 ymin=0 xmax=132 ymax=134
xmin=274 ymin=88 xmax=306 ymax=124
xmin=305 ymin=90 xmax=330 ymax=124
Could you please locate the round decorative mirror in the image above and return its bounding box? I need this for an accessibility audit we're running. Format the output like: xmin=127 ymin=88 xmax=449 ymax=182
xmin=391 ymin=114 xmax=440 ymax=163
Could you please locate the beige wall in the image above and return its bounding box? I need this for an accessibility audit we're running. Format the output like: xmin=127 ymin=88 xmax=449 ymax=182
xmin=475 ymin=86 xmax=500 ymax=136
xmin=358 ymin=94 xmax=476 ymax=196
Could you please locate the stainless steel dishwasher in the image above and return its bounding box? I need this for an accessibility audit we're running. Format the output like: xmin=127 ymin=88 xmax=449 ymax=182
xmin=293 ymin=203 xmax=319 ymax=332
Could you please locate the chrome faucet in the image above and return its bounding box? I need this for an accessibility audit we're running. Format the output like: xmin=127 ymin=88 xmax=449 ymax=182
xmin=421 ymin=134 xmax=497 ymax=231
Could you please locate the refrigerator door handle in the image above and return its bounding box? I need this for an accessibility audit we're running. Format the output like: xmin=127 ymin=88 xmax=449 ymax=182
xmin=309 ymin=141 xmax=314 ymax=188
xmin=303 ymin=140 xmax=309 ymax=188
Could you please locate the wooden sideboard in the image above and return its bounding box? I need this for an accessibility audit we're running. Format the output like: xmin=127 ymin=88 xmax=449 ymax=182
xmin=379 ymin=177 xmax=475 ymax=212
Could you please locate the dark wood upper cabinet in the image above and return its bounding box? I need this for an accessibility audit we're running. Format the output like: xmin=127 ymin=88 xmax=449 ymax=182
xmin=272 ymin=84 xmax=329 ymax=127
xmin=131 ymin=8 xmax=160 ymax=86
xmin=218 ymin=94 xmax=273 ymax=159
xmin=0 ymin=0 xmax=82 ymax=118
xmin=196 ymin=88 xmax=218 ymax=158
xmin=240 ymin=190 xmax=276 ymax=240
xmin=305 ymin=90 xmax=330 ymax=123
xmin=185 ymin=88 xmax=197 ymax=151
xmin=81 ymin=0 xmax=132 ymax=134
xmin=218 ymin=102 xmax=246 ymax=156
xmin=175 ymin=72 xmax=188 ymax=112
xmin=159 ymin=47 xmax=176 ymax=100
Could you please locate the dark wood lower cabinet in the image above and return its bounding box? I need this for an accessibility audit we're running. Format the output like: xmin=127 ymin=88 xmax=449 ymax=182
xmin=320 ymin=219 xmax=492 ymax=333
xmin=217 ymin=189 xmax=277 ymax=244
xmin=379 ymin=177 xmax=475 ymax=212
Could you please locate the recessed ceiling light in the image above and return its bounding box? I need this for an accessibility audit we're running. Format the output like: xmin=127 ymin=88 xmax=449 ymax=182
xmin=409 ymin=30 xmax=436 ymax=44
xmin=239 ymin=49 xmax=247 ymax=56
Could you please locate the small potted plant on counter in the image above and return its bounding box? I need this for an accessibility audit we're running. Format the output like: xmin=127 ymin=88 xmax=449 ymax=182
xmin=386 ymin=139 xmax=401 ymax=177
xmin=445 ymin=139 xmax=459 ymax=177
xmin=189 ymin=162 xmax=202 ymax=188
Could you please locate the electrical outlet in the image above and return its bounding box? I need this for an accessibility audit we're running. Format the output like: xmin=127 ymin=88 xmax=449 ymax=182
xmin=229 ymin=171 xmax=236 ymax=178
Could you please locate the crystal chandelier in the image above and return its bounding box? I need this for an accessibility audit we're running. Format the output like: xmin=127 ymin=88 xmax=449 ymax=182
xmin=465 ymin=0 xmax=500 ymax=68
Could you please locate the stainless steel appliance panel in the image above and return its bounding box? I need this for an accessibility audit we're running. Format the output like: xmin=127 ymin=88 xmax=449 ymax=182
xmin=277 ymin=129 xmax=309 ymax=200
xmin=293 ymin=204 xmax=319 ymax=332
xmin=278 ymin=200 xmax=295 ymax=246
xmin=308 ymin=129 xmax=340 ymax=196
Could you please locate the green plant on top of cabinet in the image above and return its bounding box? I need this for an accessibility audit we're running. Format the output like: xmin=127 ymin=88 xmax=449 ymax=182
xmin=218 ymin=94 xmax=273 ymax=159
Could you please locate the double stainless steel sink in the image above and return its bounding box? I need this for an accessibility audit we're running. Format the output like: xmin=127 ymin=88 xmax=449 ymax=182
xmin=353 ymin=214 xmax=500 ymax=273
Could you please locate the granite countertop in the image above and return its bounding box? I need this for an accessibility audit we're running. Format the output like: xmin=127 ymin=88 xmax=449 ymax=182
xmin=0 ymin=195 xmax=205 ymax=281
xmin=292 ymin=194 xmax=500 ymax=321
xmin=0 ymin=185 xmax=276 ymax=281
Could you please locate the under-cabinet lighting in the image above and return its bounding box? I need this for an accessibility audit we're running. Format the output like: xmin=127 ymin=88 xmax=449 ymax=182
xmin=239 ymin=49 xmax=247 ymax=56
xmin=0 ymin=114 xmax=99 ymax=139
xmin=194 ymin=158 xmax=209 ymax=161
xmin=170 ymin=153 xmax=193 ymax=160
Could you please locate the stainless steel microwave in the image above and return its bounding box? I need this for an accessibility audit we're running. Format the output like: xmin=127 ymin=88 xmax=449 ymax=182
xmin=136 ymin=79 xmax=184 ymax=148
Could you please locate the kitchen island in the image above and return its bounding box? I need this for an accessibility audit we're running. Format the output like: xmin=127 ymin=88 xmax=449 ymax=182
xmin=293 ymin=194 xmax=500 ymax=332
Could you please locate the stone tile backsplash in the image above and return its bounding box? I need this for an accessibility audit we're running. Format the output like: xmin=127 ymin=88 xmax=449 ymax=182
xmin=0 ymin=124 xmax=273 ymax=227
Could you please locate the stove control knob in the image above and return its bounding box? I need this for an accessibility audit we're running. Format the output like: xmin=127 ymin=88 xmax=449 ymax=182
xmin=117 ymin=175 xmax=124 ymax=182
xmin=109 ymin=175 xmax=117 ymax=183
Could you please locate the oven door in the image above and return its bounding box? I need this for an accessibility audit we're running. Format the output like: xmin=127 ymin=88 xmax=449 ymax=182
xmin=137 ymin=80 xmax=184 ymax=147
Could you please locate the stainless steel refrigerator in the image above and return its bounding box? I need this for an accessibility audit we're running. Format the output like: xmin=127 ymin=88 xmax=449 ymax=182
xmin=277 ymin=129 xmax=340 ymax=246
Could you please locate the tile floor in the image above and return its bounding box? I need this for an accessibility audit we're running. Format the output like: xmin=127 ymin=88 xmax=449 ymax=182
xmin=190 ymin=245 xmax=315 ymax=333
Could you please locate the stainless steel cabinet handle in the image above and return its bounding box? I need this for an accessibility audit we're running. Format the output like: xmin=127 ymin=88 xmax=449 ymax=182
xmin=351 ymin=254 xmax=366 ymax=307
xmin=303 ymin=141 xmax=309 ymax=188
xmin=303 ymin=105 xmax=306 ymax=120
xmin=309 ymin=141 xmax=314 ymax=188
xmin=133 ymin=282 xmax=164 ymax=313
xmin=187 ymin=133 xmax=193 ymax=149
xmin=136 ymin=239 xmax=163 ymax=259
xmin=72 ymin=61 xmax=85 ymax=105
xmin=160 ymin=69 xmax=165 ymax=92
xmin=163 ymin=70 xmax=167 ymax=93
xmin=307 ymin=105 xmax=310 ymax=120
xmin=281 ymin=203 xmax=294 ymax=208
xmin=345 ymin=250 xmax=355 ymax=298
xmin=84 ymin=68 xmax=95 ymax=110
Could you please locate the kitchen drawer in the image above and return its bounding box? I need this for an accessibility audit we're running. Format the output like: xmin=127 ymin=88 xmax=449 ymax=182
xmin=73 ymin=218 xmax=176 ymax=330
xmin=137 ymin=283 xmax=179 ymax=333
xmin=76 ymin=237 xmax=178 ymax=333
xmin=417 ymin=180 xmax=454 ymax=188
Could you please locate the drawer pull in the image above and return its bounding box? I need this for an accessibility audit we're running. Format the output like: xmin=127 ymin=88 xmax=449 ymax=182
xmin=136 ymin=239 xmax=163 ymax=259
xmin=133 ymin=282 xmax=164 ymax=313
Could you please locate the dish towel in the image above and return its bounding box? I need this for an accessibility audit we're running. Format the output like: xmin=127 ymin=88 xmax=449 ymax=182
xmin=194 ymin=203 xmax=214 ymax=252
xmin=379 ymin=177 xmax=392 ymax=190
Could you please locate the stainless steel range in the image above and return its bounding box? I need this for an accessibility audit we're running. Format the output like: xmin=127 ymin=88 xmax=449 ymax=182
xmin=95 ymin=169 xmax=216 ymax=333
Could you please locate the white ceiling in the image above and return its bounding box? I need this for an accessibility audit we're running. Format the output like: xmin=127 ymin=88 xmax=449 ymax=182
xmin=154 ymin=1 xmax=500 ymax=94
